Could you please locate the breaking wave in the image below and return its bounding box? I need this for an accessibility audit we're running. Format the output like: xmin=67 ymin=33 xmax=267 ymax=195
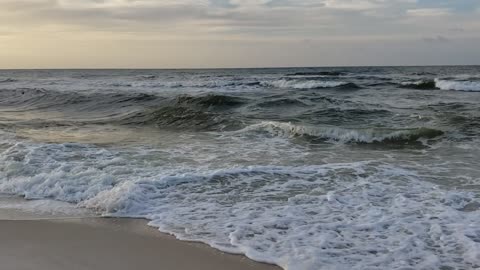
xmin=400 ymin=80 xmax=438 ymax=90
xmin=237 ymin=121 xmax=444 ymax=144
xmin=397 ymin=78 xmax=480 ymax=91
xmin=435 ymin=78 xmax=480 ymax=92
xmin=262 ymin=79 xmax=358 ymax=89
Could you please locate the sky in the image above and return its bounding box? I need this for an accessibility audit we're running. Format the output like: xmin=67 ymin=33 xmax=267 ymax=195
xmin=0 ymin=0 xmax=479 ymax=68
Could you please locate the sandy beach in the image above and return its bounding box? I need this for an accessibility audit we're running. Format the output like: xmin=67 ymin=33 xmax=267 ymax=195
xmin=0 ymin=217 xmax=280 ymax=270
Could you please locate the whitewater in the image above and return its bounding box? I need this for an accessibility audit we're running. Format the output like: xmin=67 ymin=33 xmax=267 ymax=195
xmin=0 ymin=66 xmax=479 ymax=270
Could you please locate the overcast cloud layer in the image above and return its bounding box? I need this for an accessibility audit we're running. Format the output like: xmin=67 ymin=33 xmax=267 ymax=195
xmin=1 ymin=0 xmax=479 ymax=68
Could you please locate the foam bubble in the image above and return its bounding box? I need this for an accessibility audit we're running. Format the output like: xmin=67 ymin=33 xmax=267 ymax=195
xmin=435 ymin=79 xmax=480 ymax=92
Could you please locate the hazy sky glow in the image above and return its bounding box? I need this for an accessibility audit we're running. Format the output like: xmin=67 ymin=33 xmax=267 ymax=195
xmin=1 ymin=0 xmax=479 ymax=68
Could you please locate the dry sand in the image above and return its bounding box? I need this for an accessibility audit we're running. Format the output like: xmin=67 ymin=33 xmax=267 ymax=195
xmin=0 ymin=217 xmax=281 ymax=270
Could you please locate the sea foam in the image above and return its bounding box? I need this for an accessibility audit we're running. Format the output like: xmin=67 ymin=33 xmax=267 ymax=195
xmin=435 ymin=78 xmax=480 ymax=92
xmin=236 ymin=121 xmax=443 ymax=144
xmin=262 ymin=79 xmax=352 ymax=89
xmin=0 ymin=141 xmax=478 ymax=270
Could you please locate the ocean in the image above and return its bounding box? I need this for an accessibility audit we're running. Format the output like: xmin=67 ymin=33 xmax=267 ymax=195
xmin=0 ymin=66 xmax=479 ymax=269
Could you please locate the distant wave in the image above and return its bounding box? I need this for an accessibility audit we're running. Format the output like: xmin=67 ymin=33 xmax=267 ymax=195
xmin=352 ymin=75 xmax=393 ymax=81
xmin=286 ymin=71 xmax=346 ymax=76
xmin=0 ymin=88 xmax=247 ymax=108
xmin=0 ymin=88 xmax=159 ymax=109
xmin=100 ymin=80 xmax=262 ymax=89
xmin=117 ymin=94 xmax=247 ymax=131
xmin=400 ymin=80 xmax=438 ymax=90
xmin=0 ymin=87 xmax=447 ymax=137
xmin=255 ymin=98 xmax=309 ymax=107
xmin=262 ymin=79 xmax=358 ymax=89
xmin=237 ymin=121 xmax=444 ymax=144
xmin=0 ymin=78 xmax=17 ymax=83
xmin=410 ymin=72 xmax=436 ymax=76
xmin=0 ymin=89 xmax=248 ymax=131
xmin=397 ymin=78 xmax=480 ymax=91
xmin=174 ymin=94 xmax=247 ymax=108
xmin=434 ymin=78 xmax=480 ymax=92
xmin=136 ymin=74 xmax=157 ymax=80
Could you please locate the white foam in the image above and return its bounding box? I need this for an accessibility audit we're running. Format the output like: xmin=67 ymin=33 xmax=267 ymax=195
xmin=263 ymin=79 xmax=349 ymax=89
xmin=400 ymin=80 xmax=431 ymax=86
xmin=235 ymin=121 xmax=442 ymax=143
xmin=1 ymin=141 xmax=479 ymax=270
xmin=435 ymin=78 xmax=480 ymax=92
xmin=81 ymin=164 xmax=480 ymax=270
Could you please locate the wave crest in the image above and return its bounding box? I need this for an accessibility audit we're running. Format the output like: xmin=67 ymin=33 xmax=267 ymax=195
xmin=401 ymin=80 xmax=437 ymax=90
xmin=435 ymin=78 xmax=480 ymax=92
xmin=119 ymin=94 xmax=246 ymax=131
xmin=237 ymin=121 xmax=444 ymax=144
xmin=174 ymin=94 xmax=247 ymax=108
xmin=286 ymin=71 xmax=345 ymax=76
xmin=262 ymin=79 xmax=358 ymax=89
xmin=0 ymin=90 xmax=245 ymax=131
xmin=0 ymin=78 xmax=16 ymax=83
xmin=255 ymin=98 xmax=308 ymax=107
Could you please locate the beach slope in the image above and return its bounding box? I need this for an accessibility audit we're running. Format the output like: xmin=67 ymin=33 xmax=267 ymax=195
xmin=0 ymin=218 xmax=280 ymax=270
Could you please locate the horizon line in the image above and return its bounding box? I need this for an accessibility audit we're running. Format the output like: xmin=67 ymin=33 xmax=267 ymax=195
xmin=1 ymin=64 xmax=479 ymax=71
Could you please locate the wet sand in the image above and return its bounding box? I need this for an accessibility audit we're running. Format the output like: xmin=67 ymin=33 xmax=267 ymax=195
xmin=0 ymin=217 xmax=280 ymax=270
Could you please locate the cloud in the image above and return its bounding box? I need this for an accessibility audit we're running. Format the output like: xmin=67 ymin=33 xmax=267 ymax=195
xmin=210 ymin=0 xmax=237 ymax=8
xmin=407 ymin=8 xmax=451 ymax=17
xmin=423 ymin=35 xmax=450 ymax=43
xmin=265 ymin=0 xmax=325 ymax=8
xmin=1 ymin=0 xmax=479 ymax=39
xmin=1 ymin=0 xmax=480 ymax=67
xmin=417 ymin=0 xmax=479 ymax=13
xmin=448 ymin=27 xmax=465 ymax=32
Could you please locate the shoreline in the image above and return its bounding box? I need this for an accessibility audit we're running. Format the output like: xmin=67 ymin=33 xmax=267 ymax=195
xmin=0 ymin=214 xmax=280 ymax=270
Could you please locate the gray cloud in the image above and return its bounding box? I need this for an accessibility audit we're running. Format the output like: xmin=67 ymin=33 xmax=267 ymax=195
xmin=423 ymin=35 xmax=450 ymax=43
xmin=1 ymin=0 xmax=480 ymax=67
xmin=448 ymin=27 xmax=465 ymax=32
xmin=2 ymin=0 xmax=479 ymax=39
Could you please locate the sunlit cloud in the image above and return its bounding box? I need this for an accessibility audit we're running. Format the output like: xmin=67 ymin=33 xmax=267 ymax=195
xmin=0 ymin=0 xmax=479 ymax=67
xmin=407 ymin=8 xmax=451 ymax=17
